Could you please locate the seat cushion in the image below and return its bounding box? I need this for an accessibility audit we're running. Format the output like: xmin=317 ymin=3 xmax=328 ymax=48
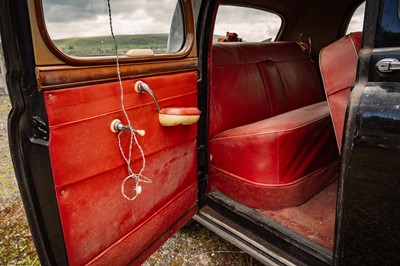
xmin=210 ymin=101 xmax=338 ymax=185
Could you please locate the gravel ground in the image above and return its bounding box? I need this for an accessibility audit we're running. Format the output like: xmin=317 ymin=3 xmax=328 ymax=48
xmin=0 ymin=95 xmax=262 ymax=265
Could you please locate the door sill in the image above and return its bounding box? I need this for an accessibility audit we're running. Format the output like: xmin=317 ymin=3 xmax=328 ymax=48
xmin=195 ymin=191 xmax=332 ymax=265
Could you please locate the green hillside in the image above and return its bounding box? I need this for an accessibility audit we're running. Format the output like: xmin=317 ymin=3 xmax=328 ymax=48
xmin=53 ymin=34 xmax=169 ymax=57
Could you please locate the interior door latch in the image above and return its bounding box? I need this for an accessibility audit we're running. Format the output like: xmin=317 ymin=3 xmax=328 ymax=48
xmin=376 ymin=58 xmax=400 ymax=73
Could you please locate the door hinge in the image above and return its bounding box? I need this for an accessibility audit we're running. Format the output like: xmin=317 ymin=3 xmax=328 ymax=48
xmin=32 ymin=116 xmax=49 ymax=141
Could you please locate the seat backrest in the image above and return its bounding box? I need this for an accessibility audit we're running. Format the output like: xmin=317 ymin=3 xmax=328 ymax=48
xmin=319 ymin=32 xmax=362 ymax=152
xmin=210 ymin=42 xmax=324 ymax=137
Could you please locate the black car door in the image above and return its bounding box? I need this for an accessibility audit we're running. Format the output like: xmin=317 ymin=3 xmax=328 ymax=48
xmin=335 ymin=0 xmax=400 ymax=264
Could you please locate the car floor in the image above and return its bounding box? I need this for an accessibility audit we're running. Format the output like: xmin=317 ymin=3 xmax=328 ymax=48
xmin=258 ymin=180 xmax=338 ymax=249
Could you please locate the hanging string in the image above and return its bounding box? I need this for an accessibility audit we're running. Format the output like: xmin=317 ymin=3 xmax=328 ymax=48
xmin=107 ymin=0 xmax=152 ymax=200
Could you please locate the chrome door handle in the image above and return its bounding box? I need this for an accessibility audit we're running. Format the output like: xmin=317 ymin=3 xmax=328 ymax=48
xmin=135 ymin=81 xmax=161 ymax=112
xmin=376 ymin=58 xmax=400 ymax=73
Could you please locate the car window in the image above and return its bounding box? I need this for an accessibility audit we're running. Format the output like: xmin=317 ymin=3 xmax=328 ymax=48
xmin=213 ymin=5 xmax=282 ymax=42
xmin=41 ymin=0 xmax=184 ymax=57
xmin=346 ymin=2 xmax=365 ymax=33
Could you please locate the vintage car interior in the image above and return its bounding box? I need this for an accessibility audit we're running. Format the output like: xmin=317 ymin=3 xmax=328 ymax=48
xmin=197 ymin=0 xmax=364 ymax=264
xmin=1 ymin=0 xmax=380 ymax=265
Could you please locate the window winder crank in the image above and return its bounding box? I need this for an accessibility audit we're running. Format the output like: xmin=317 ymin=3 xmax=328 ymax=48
xmin=110 ymin=119 xmax=146 ymax=136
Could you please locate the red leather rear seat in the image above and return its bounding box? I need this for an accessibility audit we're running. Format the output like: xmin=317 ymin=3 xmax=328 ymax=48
xmin=209 ymin=42 xmax=339 ymax=210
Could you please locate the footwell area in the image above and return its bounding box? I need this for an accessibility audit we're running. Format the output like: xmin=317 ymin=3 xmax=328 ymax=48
xmin=258 ymin=181 xmax=338 ymax=249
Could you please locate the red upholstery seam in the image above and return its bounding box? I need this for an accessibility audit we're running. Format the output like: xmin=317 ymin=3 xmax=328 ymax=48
xmin=257 ymin=62 xmax=274 ymax=116
xmin=211 ymin=114 xmax=330 ymax=141
xmin=210 ymin=159 xmax=339 ymax=187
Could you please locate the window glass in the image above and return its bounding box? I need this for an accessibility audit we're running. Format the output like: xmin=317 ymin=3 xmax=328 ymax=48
xmin=214 ymin=6 xmax=281 ymax=42
xmin=346 ymin=2 xmax=365 ymax=33
xmin=41 ymin=0 xmax=184 ymax=57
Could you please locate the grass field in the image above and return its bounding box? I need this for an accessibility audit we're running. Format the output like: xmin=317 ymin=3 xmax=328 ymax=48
xmin=53 ymin=34 xmax=169 ymax=56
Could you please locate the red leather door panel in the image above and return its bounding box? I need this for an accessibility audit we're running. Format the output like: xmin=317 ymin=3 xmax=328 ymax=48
xmin=44 ymin=72 xmax=198 ymax=265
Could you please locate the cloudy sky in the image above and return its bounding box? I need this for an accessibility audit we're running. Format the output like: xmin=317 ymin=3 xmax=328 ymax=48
xmin=214 ymin=5 xmax=282 ymax=42
xmin=42 ymin=0 xmax=365 ymax=41
xmin=43 ymin=0 xmax=178 ymax=39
